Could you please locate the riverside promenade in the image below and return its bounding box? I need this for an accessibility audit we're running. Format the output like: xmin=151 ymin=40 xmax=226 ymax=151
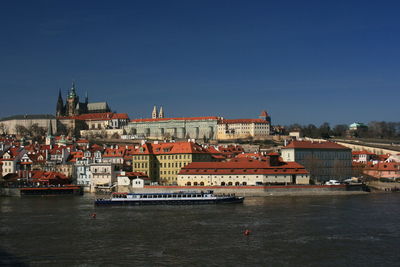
xmin=118 ymin=184 xmax=368 ymax=197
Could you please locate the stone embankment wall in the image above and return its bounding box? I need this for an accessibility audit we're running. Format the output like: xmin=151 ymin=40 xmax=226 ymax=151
xmin=0 ymin=188 xmax=21 ymax=196
xmin=117 ymin=185 xmax=367 ymax=197
xmin=368 ymin=181 xmax=400 ymax=192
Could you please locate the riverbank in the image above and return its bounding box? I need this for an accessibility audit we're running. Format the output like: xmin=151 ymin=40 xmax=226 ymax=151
xmin=367 ymin=181 xmax=400 ymax=192
xmin=116 ymin=184 xmax=369 ymax=197
xmin=1 ymin=184 xmax=370 ymax=197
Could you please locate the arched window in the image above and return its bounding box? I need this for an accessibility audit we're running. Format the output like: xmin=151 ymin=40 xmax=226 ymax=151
xmin=228 ymin=182 xmax=233 ymax=186
xmin=186 ymin=182 xmax=191 ymax=186
xmin=242 ymin=182 xmax=247 ymax=185
xmin=235 ymin=182 xmax=240 ymax=186
xmin=194 ymin=182 xmax=198 ymax=186
xmin=200 ymin=182 xmax=204 ymax=186
xmin=221 ymin=182 xmax=226 ymax=186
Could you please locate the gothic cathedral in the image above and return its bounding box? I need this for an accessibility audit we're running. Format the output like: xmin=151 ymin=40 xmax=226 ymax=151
xmin=56 ymin=83 xmax=111 ymax=117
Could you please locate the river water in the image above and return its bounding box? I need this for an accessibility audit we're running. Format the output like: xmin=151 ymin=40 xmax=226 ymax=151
xmin=1 ymin=193 xmax=399 ymax=266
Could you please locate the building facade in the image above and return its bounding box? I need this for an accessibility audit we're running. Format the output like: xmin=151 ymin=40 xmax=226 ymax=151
xmin=217 ymin=119 xmax=270 ymax=140
xmin=177 ymin=156 xmax=309 ymax=186
xmin=217 ymin=111 xmax=271 ymax=140
xmin=281 ymin=141 xmax=352 ymax=183
xmin=132 ymin=141 xmax=214 ymax=185
xmin=127 ymin=117 xmax=219 ymax=140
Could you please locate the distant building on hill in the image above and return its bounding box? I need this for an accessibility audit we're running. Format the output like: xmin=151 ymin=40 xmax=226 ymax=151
xmin=216 ymin=111 xmax=270 ymax=140
xmin=56 ymin=82 xmax=111 ymax=117
xmin=127 ymin=108 xmax=271 ymax=141
xmin=349 ymin=122 xmax=368 ymax=131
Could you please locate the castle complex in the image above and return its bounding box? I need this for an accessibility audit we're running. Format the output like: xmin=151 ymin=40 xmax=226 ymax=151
xmin=56 ymin=83 xmax=111 ymax=117
xmin=126 ymin=107 xmax=271 ymax=140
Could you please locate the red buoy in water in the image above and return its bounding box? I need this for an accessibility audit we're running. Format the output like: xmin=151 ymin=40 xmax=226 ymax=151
xmin=244 ymin=229 xmax=251 ymax=236
xmin=91 ymin=213 xmax=96 ymax=219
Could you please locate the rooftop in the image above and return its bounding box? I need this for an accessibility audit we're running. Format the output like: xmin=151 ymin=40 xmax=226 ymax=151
xmin=282 ymin=140 xmax=350 ymax=150
xmin=131 ymin=116 xmax=219 ymax=123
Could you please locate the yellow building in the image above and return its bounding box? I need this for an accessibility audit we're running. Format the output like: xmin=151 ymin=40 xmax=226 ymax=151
xmin=132 ymin=141 xmax=214 ymax=185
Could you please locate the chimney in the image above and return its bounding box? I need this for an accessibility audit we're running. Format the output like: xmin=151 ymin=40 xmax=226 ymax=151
xmin=269 ymin=153 xmax=280 ymax=166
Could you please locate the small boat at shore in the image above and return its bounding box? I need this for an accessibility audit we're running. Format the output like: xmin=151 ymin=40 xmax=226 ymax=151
xmin=95 ymin=190 xmax=244 ymax=205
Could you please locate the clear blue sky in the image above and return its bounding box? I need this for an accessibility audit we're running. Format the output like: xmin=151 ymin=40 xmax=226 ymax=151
xmin=0 ymin=0 xmax=399 ymax=126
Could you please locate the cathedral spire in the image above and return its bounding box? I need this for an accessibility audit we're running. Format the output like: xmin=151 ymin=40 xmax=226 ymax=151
xmin=159 ymin=106 xmax=164 ymax=118
xmin=56 ymin=88 xmax=64 ymax=117
xmin=47 ymin=119 xmax=53 ymax=137
xmin=69 ymin=81 xmax=77 ymax=99
xmin=152 ymin=105 xmax=158 ymax=119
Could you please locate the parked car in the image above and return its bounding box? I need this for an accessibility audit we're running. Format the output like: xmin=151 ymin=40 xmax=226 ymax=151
xmin=325 ymin=180 xmax=341 ymax=185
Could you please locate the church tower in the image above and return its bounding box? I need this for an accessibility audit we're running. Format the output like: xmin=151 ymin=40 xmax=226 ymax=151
xmin=152 ymin=105 xmax=158 ymax=119
xmin=159 ymin=106 xmax=164 ymax=118
xmin=66 ymin=82 xmax=79 ymax=116
xmin=45 ymin=120 xmax=55 ymax=145
xmin=56 ymin=89 xmax=65 ymax=117
xmin=259 ymin=110 xmax=271 ymax=124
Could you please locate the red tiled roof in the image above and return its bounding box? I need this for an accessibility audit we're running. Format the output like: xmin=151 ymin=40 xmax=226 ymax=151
xmin=112 ymin=113 xmax=130 ymax=120
xmin=236 ymin=153 xmax=268 ymax=160
xmin=352 ymin=150 xmax=376 ymax=155
xmin=118 ymin=171 xmax=149 ymax=178
xmin=178 ymin=158 xmax=308 ymax=175
xmin=218 ymin=119 xmax=268 ymax=124
xmin=377 ymin=154 xmax=390 ymax=161
xmin=131 ymin=116 xmax=219 ymax=123
xmin=364 ymin=162 xmax=400 ymax=171
xmin=103 ymin=147 xmax=127 ymax=157
xmin=131 ymin=142 xmax=210 ymax=155
xmin=30 ymin=170 xmax=69 ymax=181
xmin=60 ymin=112 xmax=129 ymax=121
xmin=283 ymin=141 xmax=350 ymax=150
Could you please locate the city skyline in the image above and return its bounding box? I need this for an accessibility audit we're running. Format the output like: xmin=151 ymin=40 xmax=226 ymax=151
xmin=1 ymin=1 xmax=399 ymax=125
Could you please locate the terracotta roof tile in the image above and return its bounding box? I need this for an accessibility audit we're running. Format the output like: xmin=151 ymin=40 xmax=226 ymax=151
xmin=131 ymin=116 xmax=219 ymax=123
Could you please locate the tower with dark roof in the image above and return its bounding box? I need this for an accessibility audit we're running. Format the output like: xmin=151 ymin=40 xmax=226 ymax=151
xmin=66 ymin=82 xmax=79 ymax=116
xmin=56 ymin=89 xmax=65 ymax=117
xmin=56 ymin=82 xmax=111 ymax=117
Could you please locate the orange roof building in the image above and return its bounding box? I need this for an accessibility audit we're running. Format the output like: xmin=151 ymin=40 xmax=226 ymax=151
xmin=131 ymin=141 xmax=216 ymax=185
xmin=177 ymin=157 xmax=309 ymax=186
xmin=217 ymin=111 xmax=271 ymax=140
xmin=128 ymin=116 xmax=220 ymax=140
xmin=127 ymin=109 xmax=271 ymax=141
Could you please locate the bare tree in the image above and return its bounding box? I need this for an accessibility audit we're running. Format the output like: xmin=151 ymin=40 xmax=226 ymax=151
xmin=111 ymin=132 xmax=120 ymax=139
xmin=15 ymin=125 xmax=29 ymax=137
xmin=302 ymin=155 xmax=324 ymax=184
xmin=0 ymin=123 xmax=7 ymax=135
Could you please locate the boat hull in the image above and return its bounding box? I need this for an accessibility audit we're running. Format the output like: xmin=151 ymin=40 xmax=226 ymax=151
xmin=95 ymin=197 xmax=244 ymax=206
